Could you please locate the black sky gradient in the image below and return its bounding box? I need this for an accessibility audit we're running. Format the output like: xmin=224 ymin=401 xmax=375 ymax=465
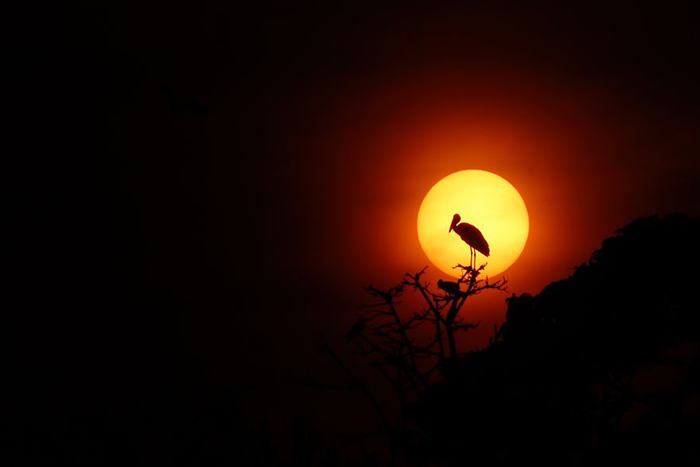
xmin=9 ymin=0 xmax=700 ymax=462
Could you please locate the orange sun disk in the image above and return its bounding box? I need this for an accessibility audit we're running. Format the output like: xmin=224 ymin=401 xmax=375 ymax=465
xmin=417 ymin=170 xmax=529 ymax=278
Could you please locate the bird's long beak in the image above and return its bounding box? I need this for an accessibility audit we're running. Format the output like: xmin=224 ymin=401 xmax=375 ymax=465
xmin=449 ymin=217 xmax=457 ymax=233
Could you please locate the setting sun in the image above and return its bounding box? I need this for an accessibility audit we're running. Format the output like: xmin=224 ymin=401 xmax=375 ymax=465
xmin=417 ymin=170 xmax=529 ymax=278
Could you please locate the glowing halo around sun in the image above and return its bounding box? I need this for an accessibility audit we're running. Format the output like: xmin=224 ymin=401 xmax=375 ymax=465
xmin=417 ymin=170 xmax=529 ymax=278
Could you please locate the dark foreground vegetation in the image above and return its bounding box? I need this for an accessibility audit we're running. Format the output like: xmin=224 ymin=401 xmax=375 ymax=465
xmin=412 ymin=213 xmax=700 ymax=466
xmin=9 ymin=214 xmax=699 ymax=466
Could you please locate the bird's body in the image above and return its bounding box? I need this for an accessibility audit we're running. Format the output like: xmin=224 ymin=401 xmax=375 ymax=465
xmin=453 ymin=222 xmax=490 ymax=256
xmin=437 ymin=279 xmax=461 ymax=296
xmin=449 ymin=213 xmax=490 ymax=268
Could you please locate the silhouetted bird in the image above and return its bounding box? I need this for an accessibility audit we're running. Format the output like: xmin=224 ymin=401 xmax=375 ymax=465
xmin=346 ymin=318 xmax=367 ymax=342
xmin=437 ymin=279 xmax=461 ymax=296
xmin=449 ymin=213 xmax=490 ymax=268
xmin=160 ymin=84 xmax=210 ymax=116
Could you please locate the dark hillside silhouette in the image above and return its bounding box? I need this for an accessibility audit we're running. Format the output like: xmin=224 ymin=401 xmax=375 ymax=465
xmin=411 ymin=214 xmax=700 ymax=466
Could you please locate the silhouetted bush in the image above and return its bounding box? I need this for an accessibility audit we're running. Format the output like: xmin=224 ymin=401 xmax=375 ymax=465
xmin=411 ymin=214 xmax=700 ymax=466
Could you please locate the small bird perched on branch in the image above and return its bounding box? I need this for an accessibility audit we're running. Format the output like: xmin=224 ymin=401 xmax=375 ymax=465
xmin=437 ymin=279 xmax=461 ymax=296
xmin=346 ymin=318 xmax=367 ymax=342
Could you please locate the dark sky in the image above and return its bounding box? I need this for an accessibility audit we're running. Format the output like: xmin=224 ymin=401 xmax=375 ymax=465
xmin=13 ymin=0 xmax=700 ymax=447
